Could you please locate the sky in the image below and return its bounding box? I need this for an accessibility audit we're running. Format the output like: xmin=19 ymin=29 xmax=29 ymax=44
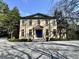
xmin=3 ymin=0 xmax=59 ymax=16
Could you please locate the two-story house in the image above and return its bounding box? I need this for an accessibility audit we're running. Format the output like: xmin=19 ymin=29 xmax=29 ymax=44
xmin=19 ymin=13 xmax=65 ymax=41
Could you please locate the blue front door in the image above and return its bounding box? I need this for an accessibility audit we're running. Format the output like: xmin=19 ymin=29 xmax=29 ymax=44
xmin=36 ymin=30 xmax=42 ymax=37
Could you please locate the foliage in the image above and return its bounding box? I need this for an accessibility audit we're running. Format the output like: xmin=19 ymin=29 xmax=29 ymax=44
xmin=50 ymin=38 xmax=66 ymax=41
xmin=53 ymin=0 xmax=79 ymax=40
xmin=75 ymin=29 xmax=79 ymax=40
xmin=8 ymin=39 xmax=28 ymax=42
xmin=0 ymin=1 xmax=20 ymax=38
xmin=54 ymin=9 xmax=69 ymax=39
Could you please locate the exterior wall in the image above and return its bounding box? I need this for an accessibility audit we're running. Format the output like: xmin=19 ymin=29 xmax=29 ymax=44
xmin=49 ymin=19 xmax=57 ymax=38
xmin=19 ymin=19 xmax=26 ymax=39
xmin=19 ymin=18 xmax=58 ymax=41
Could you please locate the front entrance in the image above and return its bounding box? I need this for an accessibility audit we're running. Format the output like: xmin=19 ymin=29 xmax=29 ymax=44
xmin=36 ymin=30 xmax=42 ymax=37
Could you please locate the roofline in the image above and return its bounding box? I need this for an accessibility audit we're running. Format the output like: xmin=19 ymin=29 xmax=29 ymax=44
xmin=20 ymin=17 xmax=56 ymax=19
xmin=20 ymin=13 xmax=56 ymax=19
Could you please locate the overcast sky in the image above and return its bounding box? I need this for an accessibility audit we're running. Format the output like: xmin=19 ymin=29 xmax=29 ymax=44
xmin=3 ymin=0 xmax=59 ymax=16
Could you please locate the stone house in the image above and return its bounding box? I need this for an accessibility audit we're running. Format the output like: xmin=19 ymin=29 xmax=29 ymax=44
xmin=19 ymin=13 xmax=66 ymax=41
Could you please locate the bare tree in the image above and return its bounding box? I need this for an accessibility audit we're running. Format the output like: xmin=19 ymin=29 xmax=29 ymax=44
xmin=51 ymin=0 xmax=79 ymax=40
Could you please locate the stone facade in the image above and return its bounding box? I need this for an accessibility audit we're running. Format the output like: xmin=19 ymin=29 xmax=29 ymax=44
xmin=19 ymin=13 xmax=66 ymax=41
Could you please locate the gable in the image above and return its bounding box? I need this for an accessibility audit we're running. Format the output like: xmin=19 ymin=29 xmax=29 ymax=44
xmin=21 ymin=13 xmax=55 ymax=19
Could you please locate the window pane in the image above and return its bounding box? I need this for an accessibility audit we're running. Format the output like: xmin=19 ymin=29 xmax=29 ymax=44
xmin=46 ymin=20 xmax=48 ymax=26
xmin=53 ymin=20 xmax=56 ymax=26
xmin=46 ymin=29 xmax=49 ymax=35
xmin=21 ymin=29 xmax=24 ymax=36
xmin=29 ymin=20 xmax=32 ymax=26
xmin=53 ymin=29 xmax=56 ymax=36
xmin=22 ymin=20 xmax=24 ymax=25
xmin=38 ymin=20 xmax=40 ymax=25
xmin=29 ymin=29 xmax=32 ymax=36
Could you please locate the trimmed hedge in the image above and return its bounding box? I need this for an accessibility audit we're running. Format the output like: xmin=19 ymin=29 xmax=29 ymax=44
xmin=8 ymin=39 xmax=33 ymax=42
xmin=50 ymin=38 xmax=66 ymax=41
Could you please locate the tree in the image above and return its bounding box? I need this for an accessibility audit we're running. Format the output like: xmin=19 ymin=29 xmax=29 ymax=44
xmin=54 ymin=9 xmax=68 ymax=39
xmin=7 ymin=7 xmax=20 ymax=38
xmin=52 ymin=0 xmax=79 ymax=40
xmin=0 ymin=1 xmax=20 ymax=39
xmin=0 ymin=0 xmax=9 ymax=28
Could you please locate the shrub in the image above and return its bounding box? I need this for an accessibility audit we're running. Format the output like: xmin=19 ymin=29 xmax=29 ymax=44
xmin=8 ymin=38 xmax=28 ymax=42
xmin=50 ymin=38 xmax=66 ymax=41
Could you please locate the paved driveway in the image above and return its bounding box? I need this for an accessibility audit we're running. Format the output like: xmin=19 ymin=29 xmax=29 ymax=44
xmin=0 ymin=38 xmax=79 ymax=59
xmin=0 ymin=38 xmax=8 ymax=42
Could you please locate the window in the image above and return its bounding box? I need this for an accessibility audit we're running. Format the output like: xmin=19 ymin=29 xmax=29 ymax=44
xmin=29 ymin=20 xmax=32 ymax=26
xmin=53 ymin=20 xmax=56 ymax=26
xmin=21 ymin=29 xmax=24 ymax=36
xmin=46 ymin=20 xmax=48 ymax=26
xmin=22 ymin=20 xmax=24 ymax=25
xmin=38 ymin=20 xmax=40 ymax=25
xmin=46 ymin=29 xmax=49 ymax=35
xmin=53 ymin=29 xmax=56 ymax=36
xmin=29 ymin=29 xmax=32 ymax=36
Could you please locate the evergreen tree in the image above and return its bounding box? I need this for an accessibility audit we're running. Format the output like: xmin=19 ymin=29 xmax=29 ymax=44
xmin=0 ymin=0 xmax=9 ymax=28
xmin=7 ymin=7 xmax=20 ymax=38
xmin=0 ymin=1 xmax=20 ymax=39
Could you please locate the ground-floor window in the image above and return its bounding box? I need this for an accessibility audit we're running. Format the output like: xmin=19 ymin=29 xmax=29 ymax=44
xmin=29 ymin=29 xmax=32 ymax=36
xmin=21 ymin=29 xmax=24 ymax=36
xmin=46 ymin=29 xmax=49 ymax=35
xmin=53 ymin=29 xmax=57 ymax=36
xmin=36 ymin=30 xmax=42 ymax=37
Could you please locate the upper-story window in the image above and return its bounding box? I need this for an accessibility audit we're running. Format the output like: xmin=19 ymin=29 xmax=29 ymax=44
xmin=53 ymin=20 xmax=56 ymax=26
xmin=46 ymin=20 xmax=48 ymax=26
xmin=38 ymin=20 xmax=40 ymax=25
xmin=22 ymin=20 xmax=24 ymax=25
xmin=21 ymin=29 xmax=24 ymax=36
xmin=29 ymin=20 xmax=32 ymax=26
